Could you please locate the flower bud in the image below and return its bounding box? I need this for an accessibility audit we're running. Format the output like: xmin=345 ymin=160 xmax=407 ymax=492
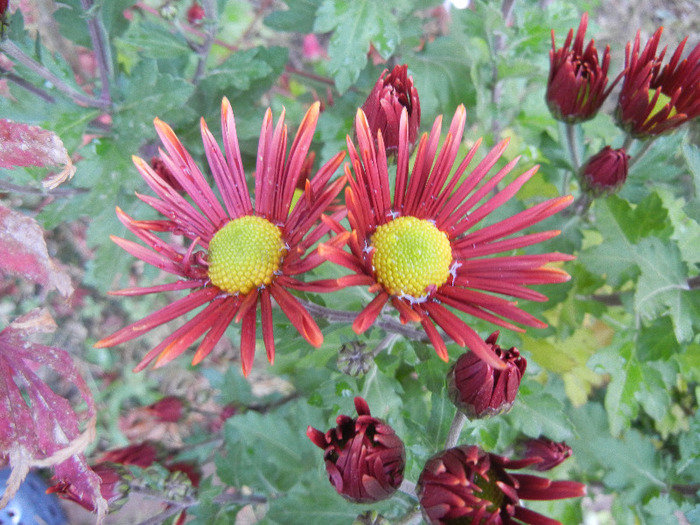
xmin=147 ymin=396 xmax=185 ymax=423
xmin=337 ymin=341 xmax=374 ymax=377
xmin=447 ymin=331 xmax=526 ymax=419
xmin=186 ymin=1 xmax=205 ymax=26
xmin=360 ymin=64 xmax=420 ymax=155
xmin=616 ymin=27 xmax=700 ymax=137
xmin=546 ymin=13 xmax=617 ymax=123
xmin=307 ymin=397 xmax=405 ymax=503
xmin=150 ymin=156 xmax=185 ymax=192
xmin=1 ymin=0 xmax=9 ymax=35
xmin=417 ymin=445 xmax=586 ymax=525
xmin=98 ymin=442 xmax=160 ymax=468
xmin=579 ymin=146 xmax=629 ymax=197
xmin=518 ymin=437 xmax=572 ymax=471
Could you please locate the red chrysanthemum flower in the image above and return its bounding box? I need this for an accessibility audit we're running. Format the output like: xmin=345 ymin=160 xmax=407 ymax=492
xmin=417 ymin=445 xmax=586 ymax=525
xmin=616 ymin=27 xmax=700 ymax=137
xmin=320 ymin=107 xmax=573 ymax=369
xmin=95 ymin=99 xmax=346 ymax=375
xmin=546 ymin=13 xmax=619 ymax=123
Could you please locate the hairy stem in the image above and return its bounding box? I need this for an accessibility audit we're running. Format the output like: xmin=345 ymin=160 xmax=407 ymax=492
xmin=299 ymin=299 xmax=429 ymax=342
xmin=192 ymin=0 xmax=218 ymax=84
xmin=0 ymin=40 xmax=109 ymax=109
xmin=80 ymin=0 xmax=113 ymax=105
xmin=445 ymin=410 xmax=467 ymax=449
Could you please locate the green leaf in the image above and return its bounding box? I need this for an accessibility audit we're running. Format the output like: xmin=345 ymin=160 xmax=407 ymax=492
xmin=116 ymin=21 xmax=192 ymax=59
xmin=570 ymin=403 xmax=667 ymax=502
xmin=191 ymin=46 xmax=289 ymax=138
xmin=264 ymin=0 xmax=323 ymax=32
xmin=266 ymin=481 xmax=364 ymax=525
xmin=683 ymin=143 xmax=700 ymax=198
xmin=507 ymin=381 xmax=574 ymax=441
xmin=407 ymin=37 xmax=477 ymax=121
xmin=580 ymin=198 xmax=641 ymax=287
xmin=592 ymin=343 xmax=640 ymax=437
xmin=314 ymin=0 xmax=400 ymax=93
xmin=112 ymin=60 xmax=195 ymax=151
xmin=218 ymin=401 xmax=319 ymax=493
xmin=634 ymin=237 xmax=695 ymax=343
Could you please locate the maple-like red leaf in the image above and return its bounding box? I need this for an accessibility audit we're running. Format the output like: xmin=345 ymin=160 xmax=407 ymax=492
xmin=0 ymin=204 xmax=73 ymax=297
xmin=0 ymin=119 xmax=76 ymax=188
xmin=0 ymin=309 xmax=107 ymax=520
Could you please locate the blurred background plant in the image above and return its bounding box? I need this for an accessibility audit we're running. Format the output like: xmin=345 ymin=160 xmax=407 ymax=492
xmin=1 ymin=0 xmax=699 ymax=523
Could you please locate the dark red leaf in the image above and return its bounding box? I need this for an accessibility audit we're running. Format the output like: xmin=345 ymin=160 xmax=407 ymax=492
xmin=0 ymin=204 xmax=73 ymax=296
xmin=0 ymin=310 xmax=106 ymax=520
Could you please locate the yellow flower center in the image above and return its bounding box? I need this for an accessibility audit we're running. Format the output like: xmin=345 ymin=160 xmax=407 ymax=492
xmin=645 ymin=91 xmax=677 ymax=124
xmin=370 ymin=216 xmax=452 ymax=298
xmin=207 ymin=215 xmax=287 ymax=295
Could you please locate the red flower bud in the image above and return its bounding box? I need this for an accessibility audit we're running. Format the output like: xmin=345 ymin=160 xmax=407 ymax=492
xmin=307 ymin=397 xmax=405 ymax=503
xmin=98 ymin=442 xmax=160 ymax=468
xmin=150 ymin=156 xmax=185 ymax=192
xmin=546 ymin=13 xmax=618 ymax=123
xmin=186 ymin=1 xmax=205 ymax=26
xmin=360 ymin=64 xmax=421 ymax=155
xmin=579 ymin=146 xmax=629 ymax=197
xmin=616 ymin=28 xmax=700 ymax=137
xmin=519 ymin=437 xmax=573 ymax=471
xmin=417 ymin=445 xmax=586 ymax=525
xmin=147 ymin=396 xmax=185 ymax=423
xmin=447 ymin=331 xmax=526 ymax=419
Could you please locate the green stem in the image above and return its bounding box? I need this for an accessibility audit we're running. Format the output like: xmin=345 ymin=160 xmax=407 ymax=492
xmin=628 ymin=136 xmax=657 ymax=170
xmin=0 ymin=40 xmax=109 ymax=109
xmin=80 ymin=0 xmax=113 ymax=105
xmin=565 ymin=122 xmax=581 ymax=172
xmin=445 ymin=410 xmax=467 ymax=449
xmin=394 ymin=509 xmax=423 ymax=525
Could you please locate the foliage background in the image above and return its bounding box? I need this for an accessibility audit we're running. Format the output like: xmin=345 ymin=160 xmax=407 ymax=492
xmin=1 ymin=0 xmax=699 ymax=523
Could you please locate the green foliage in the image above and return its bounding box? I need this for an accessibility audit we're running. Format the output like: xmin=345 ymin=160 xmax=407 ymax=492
xmin=314 ymin=0 xmax=402 ymax=93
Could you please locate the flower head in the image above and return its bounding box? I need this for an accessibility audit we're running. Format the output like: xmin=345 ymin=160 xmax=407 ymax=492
xmin=186 ymin=1 xmax=205 ymax=25
xmin=447 ymin=331 xmax=526 ymax=419
xmin=306 ymin=397 xmax=405 ymax=503
xmin=578 ymin=146 xmax=629 ymax=197
xmin=95 ymin=100 xmax=346 ymax=376
xmin=320 ymin=107 xmax=573 ymax=369
xmin=518 ymin=437 xmax=572 ymax=472
xmin=416 ymin=445 xmax=586 ymax=525
xmin=616 ymin=28 xmax=700 ymax=137
xmin=546 ymin=13 xmax=619 ymax=123
xmin=360 ymin=64 xmax=421 ymax=155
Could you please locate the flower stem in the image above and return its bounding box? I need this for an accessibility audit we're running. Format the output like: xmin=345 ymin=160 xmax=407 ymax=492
xmin=628 ymin=136 xmax=657 ymax=170
xmin=445 ymin=410 xmax=467 ymax=449
xmin=80 ymin=0 xmax=113 ymax=105
xmin=192 ymin=0 xmax=218 ymax=84
xmin=299 ymin=299 xmax=430 ymax=342
xmin=0 ymin=40 xmax=109 ymax=109
xmin=394 ymin=509 xmax=423 ymax=525
xmin=398 ymin=479 xmax=417 ymax=498
xmin=565 ymin=122 xmax=581 ymax=172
